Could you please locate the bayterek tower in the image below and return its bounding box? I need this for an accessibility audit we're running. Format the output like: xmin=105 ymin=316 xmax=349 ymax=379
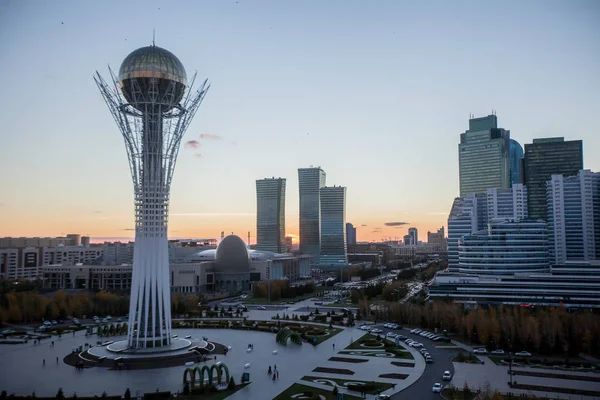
xmin=95 ymin=45 xmax=209 ymax=349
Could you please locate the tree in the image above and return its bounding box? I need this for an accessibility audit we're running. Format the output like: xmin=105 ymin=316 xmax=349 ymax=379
xmin=228 ymin=377 xmax=236 ymax=390
xmin=56 ymin=388 xmax=65 ymax=400
xmin=124 ymin=389 xmax=131 ymax=400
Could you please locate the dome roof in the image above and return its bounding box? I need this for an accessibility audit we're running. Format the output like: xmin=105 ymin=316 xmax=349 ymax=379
xmin=119 ymin=45 xmax=187 ymax=86
xmin=215 ymin=235 xmax=250 ymax=274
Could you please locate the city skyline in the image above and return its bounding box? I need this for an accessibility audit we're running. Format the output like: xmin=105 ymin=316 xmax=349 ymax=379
xmin=1 ymin=1 xmax=599 ymax=244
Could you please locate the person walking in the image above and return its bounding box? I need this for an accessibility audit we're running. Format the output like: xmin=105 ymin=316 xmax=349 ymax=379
xmin=42 ymin=359 xmax=45 ymax=366
xmin=56 ymin=357 xmax=59 ymax=364
xmin=333 ymin=343 xmax=335 ymax=351
xmin=268 ymin=366 xmax=272 ymax=376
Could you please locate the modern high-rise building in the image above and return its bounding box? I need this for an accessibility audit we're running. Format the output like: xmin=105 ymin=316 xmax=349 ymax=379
xmin=486 ymin=184 xmax=528 ymax=222
xmin=408 ymin=227 xmax=418 ymax=246
xmin=346 ymin=222 xmax=357 ymax=245
xmin=298 ymin=167 xmax=326 ymax=260
xmin=509 ymin=139 xmax=524 ymax=186
xmin=523 ymin=137 xmax=583 ymax=221
xmin=447 ymin=194 xmax=484 ymax=272
xmin=319 ymin=186 xmax=347 ymax=265
xmin=427 ymin=227 xmax=445 ymax=245
xmin=458 ymin=114 xmax=510 ymax=196
xmin=458 ymin=219 xmax=549 ymax=275
xmin=547 ymin=170 xmax=598 ymax=265
xmin=255 ymin=177 xmax=286 ymax=253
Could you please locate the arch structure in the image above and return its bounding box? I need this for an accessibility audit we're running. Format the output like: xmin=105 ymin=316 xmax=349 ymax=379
xmin=183 ymin=363 xmax=230 ymax=387
xmin=275 ymin=328 xmax=303 ymax=346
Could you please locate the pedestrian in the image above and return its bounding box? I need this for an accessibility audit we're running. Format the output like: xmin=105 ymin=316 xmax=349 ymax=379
xmin=274 ymin=364 xmax=277 ymax=371
xmin=268 ymin=366 xmax=272 ymax=375
xmin=56 ymin=357 xmax=59 ymax=364
xmin=42 ymin=359 xmax=45 ymax=366
xmin=272 ymin=373 xmax=276 ymax=381
xmin=333 ymin=343 xmax=335 ymax=350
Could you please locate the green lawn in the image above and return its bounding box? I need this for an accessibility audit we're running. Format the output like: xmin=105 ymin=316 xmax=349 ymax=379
xmin=342 ymin=335 xmax=414 ymax=359
xmin=311 ymin=327 xmax=343 ymax=345
xmin=301 ymin=376 xmax=394 ymax=395
xmin=273 ymin=383 xmax=362 ymax=400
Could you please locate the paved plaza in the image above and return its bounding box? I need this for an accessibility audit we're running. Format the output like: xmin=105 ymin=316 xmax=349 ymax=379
xmin=0 ymin=322 xmax=424 ymax=400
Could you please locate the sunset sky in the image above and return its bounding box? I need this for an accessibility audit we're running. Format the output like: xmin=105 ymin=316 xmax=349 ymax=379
xmin=0 ymin=1 xmax=598 ymax=244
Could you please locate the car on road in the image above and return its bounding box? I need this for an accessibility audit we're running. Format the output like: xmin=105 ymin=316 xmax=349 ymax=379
xmin=257 ymin=306 xmax=266 ymax=310
xmin=106 ymin=315 xmax=112 ymax=320
xmin=410 ymin=328 xmax=421 ymax=334
xmin=443 ymin=371 xmax=452 ymax=381
xmin=405 ymin=338 xmax=415 ymax=344
xmin=101 ymin=318 xmax=108 ymax=323
xmin=396 ymin=335 xmax=407 ymax=340
xmin=419 ymin=348 xmax=428 ymax=354
xmin=491 ymin=349 xmax=505 ymax=355
xmin=371 ymin=328 xmax=383 ymax=333
xmin=515 ymin=351 xmax=532 ymax=357
xmin=240 ymin=294 xmax=248 ymax=299
xmin=73 ymin=318 xmax=81 ymax=326
xmin=474 ymin=348 xmax=488 ymax=354
xmin=410 ymin=342 xmax=423 ymax=347
xmin=432 ymin=383 xmax=442 ymax=393
xmin=384 ymin=323 xmax=392 ymax=328
xmin=43 ymin=321 xmax=52 ymax=326
xmin=360 ymin=325 xmax=372 ymax=331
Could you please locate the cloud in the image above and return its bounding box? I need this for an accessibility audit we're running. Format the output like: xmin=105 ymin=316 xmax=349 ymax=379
xmin=123 ymin=228 xmax=135 ymax=231
xmin=371 ymin=230 xmax=380 ymax=233
xmin=185 ymin=140 xmax=200 ymax=148
xmin=194 ymin=153 xmax=203 ymax=158
xmin=92 ymin=210 xmax=102 ymax=214
xmin=384 ymin=222 xmax=409 ymax=227
xmin=199 ymin=133 xmax=222 ymax=140
xmin=361 ymin=224 xmax=367 ymax=227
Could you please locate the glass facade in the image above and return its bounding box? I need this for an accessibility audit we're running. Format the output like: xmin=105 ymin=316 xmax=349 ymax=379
xmin=458 ymin=220 xmax=549 ymax=275
xmin=458 ymin=115 xmax=510 ymax=196
xmin=509 ymin=139 xmax=523 ymax=186
xmin=523 ymin=137 xmax=583 ymax=221
xmin=256 ymin=178 xmax=286 ymax=253
xmin=346 ymin=223 xmax=357 ymax=245
xmin=447 ymin=194 xmax=483 ymax=271
xmin=319 ymin=186 xmax=347 ymax=265
xmin=298 ymin=167 xmax=326 ymax=260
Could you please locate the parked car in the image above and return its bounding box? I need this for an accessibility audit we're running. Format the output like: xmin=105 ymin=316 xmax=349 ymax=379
xmin=491 ymin=349 xmax=505 ymax=355
xmin=101 ymin=318 xmax=108 ymax=323
xmin=396 ymin=335 xmax=407 ymax=340
xmin=38 ymin=325 xmax=47 ymax=331
xmin=426 ymin=356 xmax=434 ymax=363
xmin=257 ymin=306 xmax=266 ymax=310
xmin=405 ymin=339 xmax=415 ymax=344
xmin=384 ymin=323 xmax=392 ymax=328
xmin=51 ymin=320 xmax=58 ymax=325
xmin=474 ymin=348 xmax=488 ymax=354
xmin=515 ymin=351 xmax=532 ymax=357
xmin=43 ymin=321 xmax=52 ymax=326
xmin=410 ymin=342 xmax=423 ymax=347
xmin=411 ymin=329 xmax=421 ymax=334
xmin=391 ymin=324 xmax=401 ymax=329
xmin=386 ymin=332 xmax=398 ymax=338
xmin=360 ymin=325 xmax=371 ymax=331
xmin=432 ymin=383 xmax=442 ymax=393
xmin=443 ymin=371 xmax=452 ymax=381
xmin=419 ymin=348 xmax=428 ymax=354
xmin=106 ymin=315 xmax=112 ymax=320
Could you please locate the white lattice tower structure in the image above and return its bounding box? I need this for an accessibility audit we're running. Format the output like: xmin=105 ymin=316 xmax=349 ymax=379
xmin=94 ymin=45 xmax=209 ymax=348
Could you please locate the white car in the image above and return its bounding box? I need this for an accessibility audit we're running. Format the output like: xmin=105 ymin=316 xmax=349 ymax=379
xmin=101 ymin=318 xmax=108 ymax=323
xmin=443 ymin=371 xmax=452 ymax=381
xmin=432 ymin=383 xmax=442 ymax=393
xmin=257 ymin=306 xmax=266 ymax=310
xmin=360 ymin=325 xmax=372 ymax=331
xmin=106 ymin=315 xmax=112 ymax=320
xmin=410 ymin=342 xmax=423 ymax=347
xmin=384 ymin=323 xmax=392 ymax=328
xmin=386 ymin=332 xmax=397 ymax=338
xmin=515 ymin=351 xmax=532 ymax=357
xmin=474 ymin=348 xmax=488 ymax=354
xmin=410 ymin=329 xmax=421 ymax=334
xmin=491 ymin=349 xmax=505 ymax=355
xmin=371 ymin=328 xmax=383 ymax=333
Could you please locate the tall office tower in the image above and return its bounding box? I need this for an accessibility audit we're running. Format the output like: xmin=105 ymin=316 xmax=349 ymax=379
xmin=427 ymin=227 xmax=445 ymax=245
xmin=486 ymin=184 xmax=528 ymax=222
xmin=459 ymin=114 xmax=510 ymax=196
xmin=255 ymin=178 xmax=286 ymax=253
xmin=298 ymin=167 xmax=326 ymax=260
xmin=408 ymin=227 xmax=418 ymax=246
xmin=594 ymin=174 xmax=600 ymax=259
xmin=524 ymin=137 xmax=583 ymax=220
xmin=346 ymin=222 xmax=357 ymax=245
xmin=509 ymin=139 xmax=524 ymax=186
xmin=447 ymin=194 xmax=486 ymax=272
xmin=319 ymin=186 xmax=347 ymax=265
xmin=458 ymin=219 xmax=549 ymax=275
xmin=547 ymin=170 xmax=598 ymax=265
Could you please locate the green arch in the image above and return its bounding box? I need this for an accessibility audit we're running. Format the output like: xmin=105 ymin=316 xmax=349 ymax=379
xmin=217 ymin=363 xmax=230 ymax=385
xmin=276 ymin=328 xmax=302 ymax=346
xmin=183 ymin=363 xmax=230 ymax=387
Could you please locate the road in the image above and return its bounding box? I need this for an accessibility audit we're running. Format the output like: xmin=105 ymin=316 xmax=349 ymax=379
xmin=365 ymin=323 xmax=458 ymax=399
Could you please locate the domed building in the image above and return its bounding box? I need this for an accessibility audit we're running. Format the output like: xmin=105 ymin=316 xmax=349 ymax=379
xmin=214 ymin=235 xmax=251 ymax=291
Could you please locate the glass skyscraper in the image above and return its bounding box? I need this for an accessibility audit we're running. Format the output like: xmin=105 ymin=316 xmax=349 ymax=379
xmin=298 ymin=167 xmax=326 ymax=261
xmin=459 ymin=115 xmax=510 ymax=196
xmin=509 ymin=139 xmax=524 ymax=186
xmin=319 ymin=186 xmax=347 ymax=265
xmin=523 ymin=137 xmax=583 ymax=221
xmin=256 ymin=178 xmax=286 ymax=253
xmin=346 ymin=222 xmax=357 ymax=245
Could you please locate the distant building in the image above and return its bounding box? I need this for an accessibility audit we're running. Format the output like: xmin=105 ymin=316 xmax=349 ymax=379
xmin=256 ymin=177 xmax=286 ymax=253
xmin=284 ymin=236 xmax=293 ymax=252
xmin=523 ymin=137 xmax=583 ymax=220
xmin=346 ymin=222 xmax=357 ymax=245
xmin=319 ymin=186 xmax=348 ymax=265
xmin=427 ymin=227 xmax=447 ymax=253
xmin=447 ymin=194 xmax=484 ymax=272
xmin=403 ymin=235 xmax=413 ymax=246
xmin=0 ymin=236 xmax=80 ymax=249
xmin=459 ymin=114 xmax=510 ymax=196
xmin=81 ymin=236 xmax=90 ymax=246
xmin=458 ymin=219 xmax=549 ymax=275
xmin=298 ymin=167 xmax=326 ymax=260
xmin=408 ymin=227 xmax=418 ymax=247
xmin=547 ymin=170 xmax=599 ymax=264
xmin=509 ymin=139 xmax=524 ymax=186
